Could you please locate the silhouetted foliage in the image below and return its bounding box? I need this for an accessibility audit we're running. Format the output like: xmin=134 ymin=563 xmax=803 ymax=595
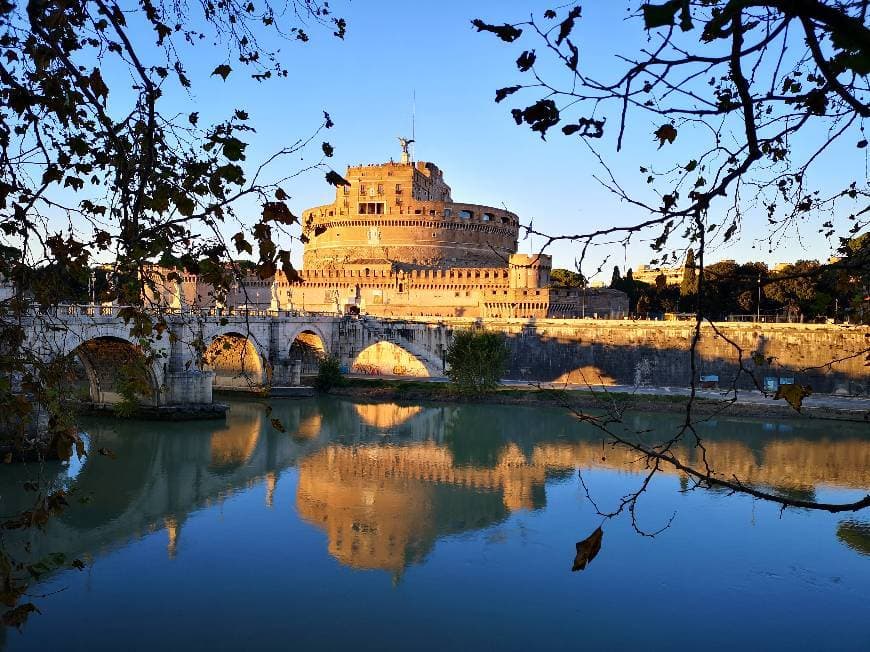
xmin=0 ymin=0 xmax=349 ymax=627
xmin=475 ymin=1 xmax=870 ymax=525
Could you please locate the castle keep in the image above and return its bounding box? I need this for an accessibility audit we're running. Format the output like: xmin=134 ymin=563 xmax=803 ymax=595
xmin=258 ymin=154 xmax=626 ymax=318
xmin=151 ymin=150 xmax=628 ymax=318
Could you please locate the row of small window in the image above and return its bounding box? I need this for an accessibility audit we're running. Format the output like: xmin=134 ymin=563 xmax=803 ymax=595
xmin=358 ymin=202 xmax=385 ymax=215
xmin=354 ymin=203 xmax=503 ymax=222
xmin=345 ymin=183 xmax=402 ymax=196
xmin=448 ymin=209 xmax=497 ymax=221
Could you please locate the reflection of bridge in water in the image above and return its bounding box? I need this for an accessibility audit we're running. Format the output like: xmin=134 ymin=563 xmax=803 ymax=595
xmin=5 ymin=399 xmax=869 ymax=576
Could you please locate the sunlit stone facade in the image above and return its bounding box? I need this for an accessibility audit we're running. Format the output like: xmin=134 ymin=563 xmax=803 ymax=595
xmin=144 ymin=155 xmax=629 ymax=318
xmin=281 ymin=157 xmax=627 ymax=318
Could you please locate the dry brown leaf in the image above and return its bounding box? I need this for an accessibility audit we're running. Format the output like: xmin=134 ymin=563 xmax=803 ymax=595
xmin=572 ymin=526 xmax=603 ymax=571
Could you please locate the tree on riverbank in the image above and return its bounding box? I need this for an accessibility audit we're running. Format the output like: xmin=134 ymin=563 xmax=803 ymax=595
xmin=445 ymin=331 xmax=509 ymax=395
xmin=473 ymin=1 xmax=870 ymax=525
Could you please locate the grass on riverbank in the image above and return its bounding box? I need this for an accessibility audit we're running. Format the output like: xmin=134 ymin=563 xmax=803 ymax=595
xmin=330 ymin=378 xmax=865 ymax=422
xmin=336 ymin=377 xmax=693 ymax=405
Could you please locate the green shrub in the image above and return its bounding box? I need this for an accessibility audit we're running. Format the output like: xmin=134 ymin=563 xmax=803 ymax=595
xmin=445 ymin=330 xmax=509 ymax=395
xmin=314 ymin=355 xmax=345 ymax=392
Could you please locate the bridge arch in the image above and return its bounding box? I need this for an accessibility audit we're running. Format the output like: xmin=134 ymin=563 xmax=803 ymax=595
xmin=203 ymin=332 xmax=268 ymax=390
xmin=289 ymin=329 xmax=328 ymax=375
xmin=68 ymin=336 xmax=161 ymax=407
xmin=351 ymin=341 xmax=433 ymax=377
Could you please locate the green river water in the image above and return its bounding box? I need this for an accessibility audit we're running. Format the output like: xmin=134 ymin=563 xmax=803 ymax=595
xmin=0 ymin=397 xmax=868 ymax=651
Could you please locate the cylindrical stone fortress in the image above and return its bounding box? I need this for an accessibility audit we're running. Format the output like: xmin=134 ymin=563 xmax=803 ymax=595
xmin=302 ymin=161 xmax=520 ymax=269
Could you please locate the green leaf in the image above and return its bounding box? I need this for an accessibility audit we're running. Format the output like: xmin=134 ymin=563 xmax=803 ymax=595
xmin=516 ymin=50 xmax=536 ymax=72
xmin=232 ymin=233 xmax=253 ymax=255
xmin=257 ymin=259 xmax=277 ymax=280
xmin=222 ymin=137 xmax=246 ymax=161
xmin=216 ymin=164 xmax=244 ymax=185
xmin=89 ymin=68 xmax=109 ymax=101
xmin=325 ymin=170 xmax=350 ymax=186
xmin=774 ymin=383 xmax=812 ymax=412
xmin=654 ymin=123 xmax=677 ymax=148
xmin=495 ymin=85 xmax=522 ymax=103
xmin=173 ymin=193 xmax=195 ymax=217
xmin=211 ymin=64 xmax=232 ymax=80
xmin=555 ymin=6 xmax=581 ymax=45
xmin=262 ymin=201 xmax=298 ymax=225
xmin=642 ymin=1 xmax=681 ymax=30
xmin=470 ymin=19 xmax=523 ymax=42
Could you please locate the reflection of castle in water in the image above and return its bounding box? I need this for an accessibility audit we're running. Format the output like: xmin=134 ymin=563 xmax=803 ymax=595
xmin=293 ymin=408 xmax=870 ymax=573
xmin=4 ymin=399 xmax=869 ymax=576
xmin=295 ymin=443 xmax=546 ymax=574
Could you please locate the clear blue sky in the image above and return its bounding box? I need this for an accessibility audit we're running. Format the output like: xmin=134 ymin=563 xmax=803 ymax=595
xmin=128 ymin=0 xmax=866 ymax=279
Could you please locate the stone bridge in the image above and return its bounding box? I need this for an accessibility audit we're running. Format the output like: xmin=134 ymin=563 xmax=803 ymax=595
xmin=22 ymin=306 xmax=450 ymax=412
xmin=21 ymin=306 xmax=870 ymax=414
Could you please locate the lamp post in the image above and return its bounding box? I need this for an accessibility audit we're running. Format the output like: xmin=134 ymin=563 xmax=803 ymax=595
xmin=757 ymin=274 xmax=761 ymax=322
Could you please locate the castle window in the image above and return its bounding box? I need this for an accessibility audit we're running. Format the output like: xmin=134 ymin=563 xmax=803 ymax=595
xmin=358 ymin=202 xmax=384 ymax=214
xmin=483 ymin=212 xmax=494 ymax=221
xmin=359 ymin=183 xmax=367 ymax=196
xmin=460 ymin=210 xmax=473 ymax=219
xmin=444 ymin=208 xmax=452 ymax=217
xmin=395 ymin=183 xmax=402 ymax=193
xmin=377 ymin=184 xmax=384 ymax=195
xmin=429 ymin=209 xmax=436 ymax=216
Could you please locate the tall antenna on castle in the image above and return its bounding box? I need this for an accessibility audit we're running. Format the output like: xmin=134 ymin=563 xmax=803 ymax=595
xmin=411 ymin=89 xmax=416 ymax=162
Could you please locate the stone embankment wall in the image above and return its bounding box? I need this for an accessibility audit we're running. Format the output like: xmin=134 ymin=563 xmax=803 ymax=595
xmin=389 ymin=318 xmax=869 ymax=395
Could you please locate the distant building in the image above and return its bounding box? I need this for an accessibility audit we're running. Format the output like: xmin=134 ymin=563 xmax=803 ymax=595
xmin=632 ymin=264 xmax=684 ymax=286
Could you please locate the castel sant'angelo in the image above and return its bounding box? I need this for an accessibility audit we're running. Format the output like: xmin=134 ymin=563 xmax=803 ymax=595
xmin=232 ymin=143 xmax=628 ymax=319
xmin=156 ymin=143 xmax=628 ymax=317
